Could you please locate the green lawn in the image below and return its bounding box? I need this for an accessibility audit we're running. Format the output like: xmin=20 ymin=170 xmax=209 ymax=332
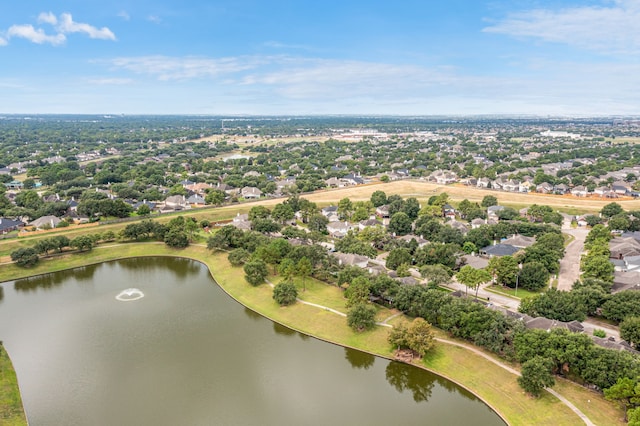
xmin=0 ymin=344 xmax=27 ymax=426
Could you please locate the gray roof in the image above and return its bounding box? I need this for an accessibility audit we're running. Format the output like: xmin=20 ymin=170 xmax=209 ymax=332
xmin=480 ymin=243 xmax=519 ymax=257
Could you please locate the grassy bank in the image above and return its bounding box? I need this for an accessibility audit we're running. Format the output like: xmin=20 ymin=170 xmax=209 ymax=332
xmin=0 ymin=243 xmax=625 ymax=425
xmin=0 ymin=343 xmax=27 ymax=426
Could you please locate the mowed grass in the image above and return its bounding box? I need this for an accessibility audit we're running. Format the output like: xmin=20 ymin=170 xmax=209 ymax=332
xmin=0 ymin=344 xmax=27 ymax=426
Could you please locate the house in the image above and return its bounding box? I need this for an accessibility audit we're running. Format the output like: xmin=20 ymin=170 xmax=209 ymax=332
xmin=429 ymin=170 xmax=458 ymax=184
xmin=480 ymin=243 xmax=520 ymax=258
xmin=476 ymin=178 xmax=491 ymax=189
xmin=610 ymin=237 xmax=640 ymax=259
xmin=29 ymin=215 xmax=62 ymax=230
xmin=331 ymin=252 xmax=369 ymax=268
xmin=537 ymin=182 xmax=554 ymax=194
xmin=446 ymin=219 xmax=469 ymax=234
xmin=571 ymin=186 xmax=588 ymax=197
xmin=554 ymin=183 xmax=569 ymax=194
xmin=503 ymin=179 xmax=520 ymax=192
xmin=613 ymin=182 xmax=631 ymax=196
xmin=0 ymin=217 xmax=24 ymax=234
xmin=326 ymin=221 xmax=352 ymax=238
xmin=325 ymin=177 xmax=342 ymax=188
xmin=501 ymin=234 xmax=536 ymax=249
xmin=241 ymin=186 xmax=262 ymax=199
xmin=187 ymin=194 xmax=206 ymax=206
xmin=321 ymin=206 xmax=338 ymax=217
xmin=165 ymin=195 xmax=188 ymax=210
xmin=612 ymin=271 xmax=640 ymax=292
xmin=184 ymin=182 xmax=212 ymax=193
xmin=487 ymin=205 xmax=505 ymax=220
xmin=471 ymin=218 xmax=486 ymax=229
xmin=375 ymin=205 xmax=390 ymax=219
xmin=341 ymin=174 xmax=365 ymax=186
xmin=358 ymin=217 xmax=383 ymax=230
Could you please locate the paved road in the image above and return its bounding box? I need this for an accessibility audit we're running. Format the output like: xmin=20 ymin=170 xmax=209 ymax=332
xmin=558 ymin=226 xmax=589 ymax=291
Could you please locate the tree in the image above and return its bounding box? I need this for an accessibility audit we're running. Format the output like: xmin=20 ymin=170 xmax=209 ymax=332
xmin=481 ymin=195 xmax=498 ymax=208
xmin=456 ymin=265 xmax=492 ymax=298
xmin=345 ymin=276 xmax=371 ymax=308
xmin=518 ymin=356 xmax=555 ymax=397
xmin=307 ymin=214 xmax=329 ymax=234
xmin=244 ymin=260 xmax=268 ymax=286
xmin=518 ymin=261 xmax=549 ymax=291
xmin=370 ymin=190 xmax=387 ymax=207
xmin=205 ymin=189 xmax=226 ymax=206
xmin=386 ymin=248 xmax=412 ymax=270
xmin=405 ymin=318 xmax=436 ymax=357
xmin=271 ymin=203 xmax=295 ymax=224
xmin=296 ymin=256 xmax=312 ymax=291
xmin=604 ymin=377 xmax=639 ymax=418
xmin=10 ymin=247 xmax=39 ymax=267
xmin=402 ymin=197 xmax=420 ymax=220
xmin=487 ymin=255 xmax=519 ymax=287
xmin=347 ymin=303 xmax=377 ymax=332
xmin=248 ymin=205 xmax=271 ymax=221
xmin=581 ymin=253 xmax=614 ymax=282
xmin=228 ymin=248 xmax=250 ymax=266
xmin=519 ymin=288 xmax=587 ymax=322
xmin=164 ymin=228 xmax=189 ymax=248
xmin=419 ymin=264 xmax=452 ymax=287
xmin=136 ymin=204 xmax=151 ymax=216
xmin=388 ymin=212 xmax=412 ymax=236
xmin=70 ymin=235 xmax=94 ymax=251
xmin=602 ymin=291 xmax=640 ymax=323
xmin=337 ymin=197 xmax=353 ymax=220
xmin=273 ymin=281 xmax=298 ymax=306
xmin=620 ymin=317 xmax=640 ymax=349
xmin=601 ymin=202 xmax=624 ymax=218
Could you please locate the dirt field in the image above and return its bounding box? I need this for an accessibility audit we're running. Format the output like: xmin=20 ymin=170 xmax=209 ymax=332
xmin=270 ymin=180 xmax=640 ymax=214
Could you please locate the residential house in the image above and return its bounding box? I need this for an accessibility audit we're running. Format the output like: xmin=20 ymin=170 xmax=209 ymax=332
xmin=241 ymin=186 xmax=262 ymax=199
xmin=480 ymin=243 xmax=520 ymax=258
xmin=537 ymin=182 xmax=554 ymax=194
xmin=0 ymin=218 xmax=24 ymax=234
xmin=326 ymin=221 xmax=352 ymax=238
xmin=187 ymin=194 xmax=206 ymax=206
xmin=331 ymin=252 xmax=369 ymax=268
xmin=476 ymin=177 xmax=491 ymax=189
xmin=29 ymin=215 xmax=62 ymax=230
xmin=610 ymin=237 xmax=640 ymax=259
xmin=501 ymin=234 xmax=536 ymax=249
xmin=375 ymin=205 xmax=390 ymax=219
xmin=165 ymin=195 xmax=188 ymax=210
xmin=554 ymin=183 xmax=569 ymax=194
xmin=358 ymin=217 xmax=383 ymax=230
xmin=570 ymin=186 xmax=588 ymax=197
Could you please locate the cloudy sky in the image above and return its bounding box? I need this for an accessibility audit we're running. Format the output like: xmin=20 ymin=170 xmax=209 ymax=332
xmin=1 ymin=1 xmax=638 ymax=115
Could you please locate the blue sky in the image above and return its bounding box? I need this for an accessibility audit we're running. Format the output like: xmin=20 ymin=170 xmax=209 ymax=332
xmin=1 ymin=0 xmax=638 ymax=115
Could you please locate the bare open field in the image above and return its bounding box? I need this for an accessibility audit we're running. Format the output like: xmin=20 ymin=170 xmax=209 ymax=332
xmin=271 ymin=180 xmax=640 ymax=214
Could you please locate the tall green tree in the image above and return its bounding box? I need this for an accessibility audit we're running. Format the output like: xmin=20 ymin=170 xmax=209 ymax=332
xmin=518 ymin=356 xmax=555 ymax=397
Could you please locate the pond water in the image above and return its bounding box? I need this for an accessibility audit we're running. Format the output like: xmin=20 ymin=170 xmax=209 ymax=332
xmin=0 ymin=257 xmax=505 ymax=425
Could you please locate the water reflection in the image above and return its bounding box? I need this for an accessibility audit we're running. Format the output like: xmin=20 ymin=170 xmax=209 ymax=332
xmin=385 ymin=361 xmax=435 ymax=402
xmin=345 ymin=347 xmax=375 ymax=370
xmin=244 ymin=306 xmax=262 ymax=321
xmin=273 ymin=322 xmax=297 ymax=337
xmin=116 ymin=257 xmax=201 ymax=280
xmin=15 ymin=273 xmax=65 ymax=293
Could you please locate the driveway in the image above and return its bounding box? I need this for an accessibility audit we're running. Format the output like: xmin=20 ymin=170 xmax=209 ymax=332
xmin=557 ymin=227 xmax=589 ymax=291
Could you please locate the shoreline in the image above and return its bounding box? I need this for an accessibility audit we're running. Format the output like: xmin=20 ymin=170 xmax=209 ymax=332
xmin=0 ymin=246 xmax=620 ymax=425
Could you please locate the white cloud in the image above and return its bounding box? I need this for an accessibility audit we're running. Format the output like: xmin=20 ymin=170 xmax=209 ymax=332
xmin=118 ymin=11 xmax=130 ymax=21
xmin=6 ymin=24 xmax=66 ymax=45
xmin=57 ymin=13 xmax=116 ymax=40
xmin=483 ymin=0 xmax=640 ymax=55
xmin=147 ymin=15 xmax=162 ymax=24
xmin=1 ymin=12 xmax=116 ymax=46
xmin=106 ymin=55 xmax=266 ymax=80
xmin=37 ymin=12 xmax=58 ymax=25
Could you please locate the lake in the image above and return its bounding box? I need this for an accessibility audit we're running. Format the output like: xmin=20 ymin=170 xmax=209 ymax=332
xmin=0 ymin=257 xmax=505 ymax=425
